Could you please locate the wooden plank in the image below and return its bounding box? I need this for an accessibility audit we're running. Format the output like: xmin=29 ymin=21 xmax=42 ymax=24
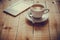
xmin=33 ymin=24 xmax=50 ymax=40
xmin=0 ymin=2 xmax=8 ymax=40
xmin=16 ymin=10 xmax=34 ymax=40
xmin=0 ymin=0 xmax=19 ymax=40
xmin=51 ymin=0 xmax=60 ymax=40
xmin=33 ymin=0 xmax=50 ymax=40
xmin=45 ymin=0 xmax=58 ymax=40
xmin=0 ymin=2 xmax=4 ymax=40
xmin=1 ymin=15 xmax=19 ymax=40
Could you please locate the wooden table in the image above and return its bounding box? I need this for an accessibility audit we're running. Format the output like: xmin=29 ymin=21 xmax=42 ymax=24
xmin=0 ymin=0 xmax=60 ymax=40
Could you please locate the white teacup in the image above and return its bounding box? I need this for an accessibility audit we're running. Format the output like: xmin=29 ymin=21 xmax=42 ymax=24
xmin=30 ymin=4 xmax=49 ymax=18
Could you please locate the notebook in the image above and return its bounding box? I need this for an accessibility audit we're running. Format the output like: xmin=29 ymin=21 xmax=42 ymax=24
xmin=4 ymin=1 xmax=33 ymax=17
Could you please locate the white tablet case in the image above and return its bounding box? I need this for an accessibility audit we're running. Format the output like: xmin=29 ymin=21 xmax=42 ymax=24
xmin=4 ymin=1 xmax=33 ymax=17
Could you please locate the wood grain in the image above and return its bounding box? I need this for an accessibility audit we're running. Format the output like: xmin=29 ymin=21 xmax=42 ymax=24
xmin=16 ymin=10 xmax=34 ymax=40
xmin=45 ymin=0 xmax=59 ymax=40
xmin=0 ymin=0 xmax=59 ymax=40
xmin=32 ymin=0 xmax=50 ymax=40
xmin=52 ymin=0 xmax=60 ymax=40
xmin=0 ymin=0 xmax=19 ymax=40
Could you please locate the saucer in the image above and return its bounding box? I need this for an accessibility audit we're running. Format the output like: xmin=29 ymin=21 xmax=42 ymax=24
xmin=25 ymin=12 xmax=48 ymax=23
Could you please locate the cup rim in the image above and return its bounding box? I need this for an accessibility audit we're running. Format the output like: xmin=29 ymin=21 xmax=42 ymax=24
xmin=31 ymin=4 xmax=45 ymax=12
xmin=31 ymin=4 xmax=44 ymax=8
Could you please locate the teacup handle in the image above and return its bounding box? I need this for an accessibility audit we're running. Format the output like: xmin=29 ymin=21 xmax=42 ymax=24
xmin=43 ymin=9 xmax=49 ymax=13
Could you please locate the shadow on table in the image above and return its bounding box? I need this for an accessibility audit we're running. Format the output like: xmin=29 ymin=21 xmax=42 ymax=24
xmin=26 ymin=19 xmax=49 ymax=31
xmin=26 ymin=19 xmax=49 ymax=27
xmin=57 ymin=32 xmax=60 ymax=40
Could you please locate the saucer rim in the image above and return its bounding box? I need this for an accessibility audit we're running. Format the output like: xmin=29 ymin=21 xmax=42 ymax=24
xmin=25 ymin=12 xmax=48 ymax=23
